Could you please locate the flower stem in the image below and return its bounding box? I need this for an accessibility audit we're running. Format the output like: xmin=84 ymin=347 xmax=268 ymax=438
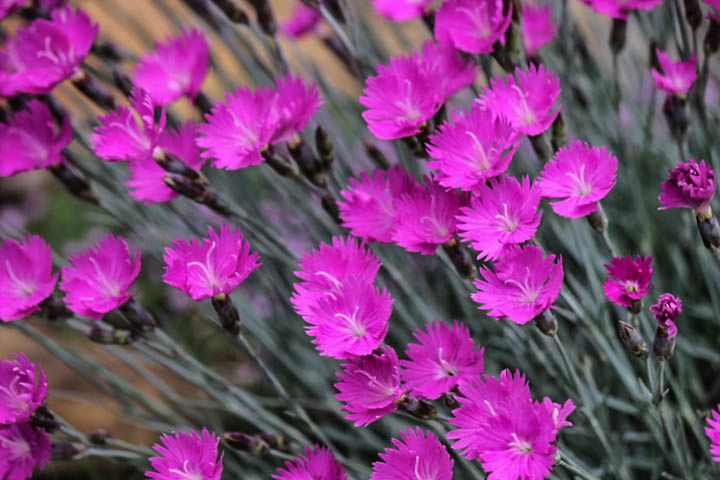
xmin=551 ymin=333 xmax=583 ymax=395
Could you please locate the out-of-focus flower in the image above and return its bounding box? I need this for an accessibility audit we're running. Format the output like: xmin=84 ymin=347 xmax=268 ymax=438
xmin=457 ymin=176 xmax=543 ymax=261
xmin=371 ymin=428 xmax=454 ymax=480
xmin=272 ymin=73 xmax=324 ymax=144
xmin=274 ymin=445 xmax=347 ymax=480
xmin=282 ymin=4 xmax=322 ymax=38
xmin=0 ymin=0 xmax=25 ymax=22
xmin=603 ymin=255 xmax=654 ymax=308
xmin=650 ymin=293 xmax=682 ymax=339
xmin=706 ymin=404 xmax=720 ymax=462
xmin=162 ymin=225 xmax=261 ymax=302
xmin=419 ymin=40 xmax=478 ymax=100
xmin=400 ymin=321 xmax=484 ymax=400
xmin=60 ymin=234 xmax=141 ymax=320
xmin=0 ymin=235 xmax=58 ymax=322
xmin=652 ymin=49 xmax=697 ymax=95
xmin=335 ymin=346 xmax=404 ymax=427
xmin=581 ymin=0 xmax=663 ymax=19
xmin=435 ymin=0 xmax=512 ymax=54
xmin=472 ymin=245 xmax=564 ymax=325
xmin=371 ymin=0 xmax=433 ymax=21
xmin=147 ymin=429 xmax=223 ymax=480
xmin=0 ymin=353 xmax=48 ymax=424
xmin=522 ymin=4 xmax=557 ymax=57
xmin=0 ymin=422 xmax=51 ymax=480
xmin=659 ymin=159 xmax=716 ymax=215
xmin=537 ymin=140 xmax=618 ymax=218
xmin=134 ymin=29 xmax=210 ymax=105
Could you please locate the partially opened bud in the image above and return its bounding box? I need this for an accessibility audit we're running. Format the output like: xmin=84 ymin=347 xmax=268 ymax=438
xmin=618 ymin=321 xmax=649 ymax=359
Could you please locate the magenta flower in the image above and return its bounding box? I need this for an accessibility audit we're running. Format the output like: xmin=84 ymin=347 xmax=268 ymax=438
xmin=427 ymin=106 xmax=518 ymax=192
xmin=457 ymin=176 xmax=543 ymax=261
xmin=537 ymin=140 xmax=618 ymax=219
xmin=0 ymin=353 xmax=48 ymax=425
xmin=338 ymin=166 xmax=420 ymax=243
xmin=0 ymin=422 xmax=51 ymax=480
xmin=650 ymin=293 xmax=682 ymax=339
xmin=706 ymin=404 xmax=720 ymax=462
xmin=0 ymin=235 xmax=58 ymax=322
xmin=335 ymin=346 xmax=404 ymax=427
xmin=652 ymin=49 xmax=697 ymax=95
xmin=274 ymin=446 xmax=347 ymax=480
xmin=371 ymin=428 xmax=454 ymax=480
xmin=134 ymin=28 xmax=210 ymax=105
xmin=272 ymin=73 xmax=324 ymax=144
xmin=0 ymin=0 xmax=25 ymax=21
xmin=603 ymin=255 xmax=654 ymax=308
xmin=0 ymin=100 xmax=72 ymax=178
xmin=147 ymin=428 xmax=223 ymax=480
xmin=472 ymin=245 xmax=564 ymax=325
xmin=582 ymin=0 xmax=662 ymax=19
xmin=400 ymin=321 xmax=484 ymax=400
xmin=659 ymin=159 xmax=716 ymax=215
xmin=447 ymin=369 xmax=574 ymax=480
xmin=60 ymin=234 xmax=141 ymax=320
xmin=420 ymin=40 xmax=479 ymax=100
xmin=522 ymin=4 xmax=557 ymax=57
xmin=477 ymin=64 xmax=561 ymax=137
xmin=371 ymin=0 xmax=433 ymax=21
xmin=162 ymin=225 xmax=261 ymax=302
xmin=435 ymin=0 xmax=512 ymax=54
xmin=282 ymin=4 xmax=322 ymax=38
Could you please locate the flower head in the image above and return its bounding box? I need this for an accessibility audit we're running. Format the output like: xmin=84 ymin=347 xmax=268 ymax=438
xmin=419 ymin=40 xmax=478 ymax=100
xmin=522 ymin=4 xmax=557 ymax=57
xmin=650 ymin=293 xmax=682 ymax=339
xmin=457 ymin=176 xmax=543 ymax=261
xmin=274 ymin=446 xmax=347 ymax=480
xmin=134 ymin=28 xmax=210 ymax=105
xmin=659 ymin=159 xmax=716 ymax=214
xmin=537 ymin=140 xmax=618 ymax=218
xmin=706 ymin=404 xmax=720 ymax=462
xmin=147 ymin=428 xmax=223 ymax=480
xmin=603 ymin=255 xmax=654 ymax=308
xmin=335 ymin=346 xmax=404 ymax=427
xmin=0 ymin=354 xmax=48 ymax=425
xmin=371 ymin=428 xmax=454 ymax=480
xmin=0 ymin=422 xmax=51 ymax=480
xmin=477 ymin=64 xmax=561 ymax=137
xmin=582 ymin=0 xmax=662 ymax=19
xmin=371 ymin=0 xmax=433 ymax=21
xmin=282 ymin=4 xmax=322 ymax=38
xmin=60 ymin=234 xmax=142 ymax=320
xmin=163 ymin=225 xmax=261 ymax=302
xmin=435 ymin=0 xmax=512 ymax=54
xmin=472 ymin=245 xmax=564 ymax=325
xmin=428 ymin=105 xmax=518 ymax=192
xmin=652 ymin=50 xmax=697 ymax=95
xmin=273 ymin=73 xmax=323 ymax=144
xmin=400 ymin=321 xmax=484 ymax=400
xmin=0 ymin=235 xmax=58 ymax=322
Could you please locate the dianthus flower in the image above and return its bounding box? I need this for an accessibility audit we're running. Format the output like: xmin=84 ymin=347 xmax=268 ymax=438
xmin=477 ymin=64 xmax=561 ymax=137
xmin=427 ymin=106 xmax=518 ymax=192
xmin=273 ymin=73 xmax=324 ymax=144
xmin=371 ymin=0 xmax=433 ymax=21
xmin=652 ymin=49 xmax=697 ymax=95
xmin=371 ymin=428 xmax=454 ymax=480
xmin=659 ymin=159 xmax=716 ymax=215
xmin=582 ymin=0 xmax=662 ymax=19
xmin=0 ymin=353 xmax=48 ymax=424
xmin=0 ymin=422 xmax=51 ymax=480
xmin=522 ymin=4 xmax=557 ymax=57
xmin=650 ymin=293 xmax=682 ymax=339
xmin=162 ymin=225 xmax=261 ymax=302
xmin=0 ymin=0 xmax=25 ymax=21
xmin=435 ymin=0 xmax=512 ymax=54
xmin=134 ymin=29 xmax=209 ymax=105
xmin=457 ymin=176 xmax=543 ymax=261
xmin=60 ymin=234 xmax=142 ymax=320
xmin=419 ymin=40 xmax=478 ymax=100
xmin=706 ymin=404 xmax=720 ymax=462
xmin=335 ymin=346 xmax=404 ymax=427
xmin=472 ymin=245 xmax=564 ymax=325
xmin=0 ymin=235 xmax=58 ymax=322
xmin=338 ymin=166 xmax=420 ymax=243
xmin=447 ymin=369 xmax=575 ymax=480
xmin=400 ymin=321 xmax=484 ymax=400
xmin=282 ymin=4 xmax=322 ymax=38
xmin=0 ymin=100 xmax=72 ymax=178
xmin=274 ymin=446 xmax=347 ymax=480
xmin=537 ymin=140 xmax=618 ymax=218
xmin=603 ymin=255 xmax=654 ymax=309
xmin=147 ymin=428 xmax=223 ymax=480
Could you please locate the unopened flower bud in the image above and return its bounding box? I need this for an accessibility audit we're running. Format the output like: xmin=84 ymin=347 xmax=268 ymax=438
xmin=257 ymin=433 xmax=290 ymax=451
xmin=212 ymin=293 xmax=240 ymax=336
xmin=87 ymin=327 xmax=136 ymax=345
xmin=247 ymin=0 xmax=276 ymax=35
xmin=706 ymin=16 xmax=720 ymax=54
xmin=224 ymin=432 xmax=270 ymax=455
xmin=550 ymin=112 xmax=566 ymax=152
xmin=364 ymin=141 xmax=390 ymax=169
xmin=533 ymin=309 xmax=558 ymax=337
xmin=443 ymin=392 xmax=460 ymax=411
xmin=663 ymin=94 xmax=689 ymax=140
xmin=653 ymin=327 xmax=676 ymax=361
xmin=50 ymin=161 xmax=98 ymax=205
xmin=91 ymin=39 xmax=123 ymax=62
xmin=288 ymin=138 xmax=327 ymax=187
xmin=155 ymin=150 xmax=208 ymax=186
xmin=321 ymin=194 xmax=342 ymax=224
xmin=119 ymin=298 xmax=156 ymax=333
xmin=40 ymin=295 xmax=72 ymax=321
xmin=683 ymin=0 xmax=702 ymax=30
xmin=586 ymin=206 xmax=608 ymax=233
xmin=529 ymin=133 xmax=552 ymax=163
xmin=71 ymin=70 xmax=116 ymax=110
xmin=262 ymin=148 xmax=300 ymax=177
xmin=163 ymin=173 xmax=232 ymax=216
xmin=315 ymin=126 xmax=334 ymax=168
xmin=696 ymin=212 xmax=720 ymax=256
xmin=398 ymin=394 xmax=437 ymax=420
xmin=617 ymin=321 xmax=649 ymax=359
xmin=52 ymin=442 xmax=88 ymax=461
xmin=112 ymin=70 xmax=134 ymax=98
xmin=87 ymin=429 xmax=112 ymax=446
xmin=30 ymin=405 xmax=59 ymax=433
xmin=194 ymin=91 xmax=215 ymax=116
xmin=609 ymin=18 xmax=627 ymax=54
xmin=442 ymin=238 xmax=477 ymax=280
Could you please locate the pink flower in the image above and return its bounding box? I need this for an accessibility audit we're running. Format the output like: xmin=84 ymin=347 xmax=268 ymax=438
xmin=338 ymin=166 xmax=421 ymax=243
xmin=335 ymin=346 xmax=404 ymax=427
xmin=274 ymin=446 xmax=347 ymax=480
xmin=0 ymin=422 xmax=51 ymax=480
xmin=427 ymin=105 xmax=518 ymax=192
xmin=60 ymin=234 xmax=142 ymax=320
xmin=435 ymin=0 xmax=512 ymax=54
xmin=0 ymin=0 xmax=25 ymax=22
xmin=162 ymin=225 xmax=261 ymax=302
xmin=419 ymin=40 xmax=478 ymax=100
xmin=477 ymin=64 xmax=561 ymax=137
xmin=0 ymin=353 xmax=48 ymax=425
xmin=134 ymin=28 xmax=210 ymax=105
xmin=0 ymin=235 xmax=58 ymax=322
xmin=400 ymin=321 xmax=484 ymax=400
xmin=371 ymin=0 xmax=433 ymax=21
xmin=582 ymin=0 xmax=662 ymax=19
xmin=603 ymin=255 xmax=654 ymax=308
xmin=273 ymin=73 xmax=324 ymax=144
xmin=147 ymin=428 xmax=223 ymax=480
xmin=650 ymin=293 xmax=682 ymax=339
xmin=447 ymin=369 xmax=574 ymax=480
xmin=0 ymin=100 xmax=72 ymax=178
xmin=652 ymin=49 xmax=697 ymax=95
xmin=457 ymin=176 xmax=543 ymax=261
xmin=659 ymin=159 xmax=716 ymax=214
xmin=706 ymin=404 xmax=720 ymax=462
xmin=371 ymin=428 xmax=454 ymax=480
xmin=522 ymin=4 xmax=557 ymax=57
xmin=472 ymin=245 xmax=564 ymax=325
xmin=537 ymin=140 xmax=618 ymax=219
xmin=282 ymin=4 xmax=322 ymax=38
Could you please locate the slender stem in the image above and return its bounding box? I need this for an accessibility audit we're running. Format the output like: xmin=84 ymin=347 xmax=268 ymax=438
xmin=656 ymin=361 xmax=665 ymax=404
xmin=552 ymin=333 xmax=583 ymax=395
